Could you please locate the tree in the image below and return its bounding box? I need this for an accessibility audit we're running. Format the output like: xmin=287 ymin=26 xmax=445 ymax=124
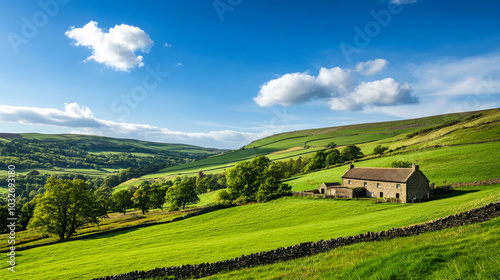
xmin=326 ymin=142 xmax=337 ymax=149
xmin=165 ymin=180 xmax=199 ymax=210
xmin=132 ymin=181 xmax=151 ymax=214
xmin=325 ymin=149 xmax=342 ymax=166
xmin=112 ymin=190 xmax=133 ymax=215
xmin=304 ymin=150 xmax=327 ymax=173
xmin=373 ymin=145 xmax=389 ymax=155
xmin=341 ymin=145 xmax=364 ymax=161
xmin=29 ymin=177 xmax=99 ymax=240
xmin=256 ymin=176 xmax=292 ymax=202
xmin=226 ymin=156 xmax=271 ymax=200
xmin=149 ymin=183 xmax=168 ymax=210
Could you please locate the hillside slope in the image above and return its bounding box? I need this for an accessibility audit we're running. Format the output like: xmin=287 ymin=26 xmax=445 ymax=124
xmin=3 ymin=184 xmax=499 ymax=279
xmin=133 ymin=108 xmax=499 ymax=183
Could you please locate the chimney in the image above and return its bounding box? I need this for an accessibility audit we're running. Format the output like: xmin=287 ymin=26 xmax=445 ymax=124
xmin=349 ymin=163 xmax=354 ymax=170
xmin=412 ymin=163 xmax=419 ymax=171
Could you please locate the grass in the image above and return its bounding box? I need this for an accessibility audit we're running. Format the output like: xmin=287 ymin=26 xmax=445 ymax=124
xmin=4 ymin=184 xmax=500 ymax=280
xmin=193 ymin=189 xmax=223 ymax=207
xmin=287 ymin=141 xmax=500 ymax=191
xmin=0 ymin=208 xmax=191 ymax=251
xmin=204 ymin=216 xmax=500 ymax=280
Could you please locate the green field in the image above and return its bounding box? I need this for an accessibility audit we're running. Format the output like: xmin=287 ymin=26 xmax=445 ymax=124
xmin=4 ymin=184 xmax=500 ymax=279
xmin=287 ymin=141 xmax=500 ymax=191
xmin=130 ymin=109 xmax=498 ymax=186
xmin=206 ymin=216 xmax=500 ymax=280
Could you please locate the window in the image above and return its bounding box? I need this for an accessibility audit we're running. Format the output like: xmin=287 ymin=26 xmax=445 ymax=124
xmin=396 ymin=184 xmax=401 ymax=189
xmin=379 ymin=192 xmax=383 ymax=197
xmin=396 ymin=193 xmax=400 ymax=199
xmin=377 ymin=183 xmax=381 ymax=188
xmin=348 ymin=180 xmax=351 ymax=185
xmin=364 ymin=182 xmax=367 ymax=187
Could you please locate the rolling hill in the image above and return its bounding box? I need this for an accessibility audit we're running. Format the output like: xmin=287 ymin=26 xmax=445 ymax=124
xmin=1 ymin=108 xmax=498 ymax=279
xmin=123 ymin=108 xmax=499 ymax=187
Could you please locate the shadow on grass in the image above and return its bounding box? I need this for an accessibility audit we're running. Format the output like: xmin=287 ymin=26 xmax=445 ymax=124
xmin=432 ymin=189 xmax=480 ymax=201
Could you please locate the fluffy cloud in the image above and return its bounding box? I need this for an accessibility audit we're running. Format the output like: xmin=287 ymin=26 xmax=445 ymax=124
xmin=254 ymin=60 xmax=417 ymax=111
xmin=0 ymin=103 xmax=269 ymax=149
xmin=355 ymin=58 xmax=388 ymax=76
xmin=329 ymin=78 xmax=416 ymax=110
xmin=65 ymin=21 xmax=153 ymax=71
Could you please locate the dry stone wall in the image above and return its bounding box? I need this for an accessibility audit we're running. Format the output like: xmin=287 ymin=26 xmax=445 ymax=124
xmin=91 ymin=201 xmax=500 ymax=280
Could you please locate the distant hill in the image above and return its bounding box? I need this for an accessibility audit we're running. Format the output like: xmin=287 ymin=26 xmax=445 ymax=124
xmin=0 ymin=133 xmax=225 ymax=177
xmin=142 ymin=108 xmax=499 ymax=181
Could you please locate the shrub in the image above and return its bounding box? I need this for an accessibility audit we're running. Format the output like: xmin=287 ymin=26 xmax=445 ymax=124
xmin=390 ymin=160 xmax=412 ymax=168
xmin=373 ymin=145 xmax=389 ymax=155
xmin=352 ymin=187 xmax=366 ymax=197
xmin=27 ymin=169 xmax=40 ymax=176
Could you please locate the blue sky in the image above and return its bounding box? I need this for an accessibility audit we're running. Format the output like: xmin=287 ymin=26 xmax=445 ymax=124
xmin=0 ymin=0 xmax=499 ymax=148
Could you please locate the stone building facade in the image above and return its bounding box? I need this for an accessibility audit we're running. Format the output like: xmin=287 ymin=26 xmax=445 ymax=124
xmin=317 ymin=182 xmax=353 ymax=198
xmin=341 ymin=163 xmax=431 ymax=203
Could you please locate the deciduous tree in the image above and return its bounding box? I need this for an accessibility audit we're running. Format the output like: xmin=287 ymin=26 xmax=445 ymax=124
xmin=29 ymin=177 xmax=99 ymax=240
xmin=165 ymin=181 xmax=199 ymax=210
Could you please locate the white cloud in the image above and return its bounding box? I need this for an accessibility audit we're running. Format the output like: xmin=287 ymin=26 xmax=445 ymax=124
xmin=329 ymin=78 xmax=415 ymax=110
xmin=254 ymin=60 xmax=417 ymax=111
xmin=355 ymin=58 xmax=388 ymax=76
xmin=391 ymin=0 xmax=417 ymax=4
xmin=0 ymin=103 xmax=269 ymax=149
xmin=65 ymin=21 xmax=153 ymax=71
xmin=164 ymin=43 xmax=172 ymax=47
xmin=364 ymin=53 xmax=500 ymax=119
xmin=177 ymin=62 xmax=184 ymax=66
xmin=412 ymin=54 xmax=500 ymax=97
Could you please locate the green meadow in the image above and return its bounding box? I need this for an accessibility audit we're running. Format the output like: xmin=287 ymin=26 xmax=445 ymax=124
xmin=4 ymin=184 xmax=500 ymax=279
xmin=205 ymin=216 xmax=500 ymax=280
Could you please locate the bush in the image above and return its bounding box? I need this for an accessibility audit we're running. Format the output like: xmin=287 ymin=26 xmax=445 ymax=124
xmin=233 ymin=196 xmax=252 ymax=205
xmin=390 ymin=160 xmax=412 ymax=168
xmin=215 ymin=189 xmax=234 ymax=206
xmin=326 ymin=142 xmax=337 ymax=149
xmin=373 ymin=145 xmax=389 ymax=155
xmin=27 ymin=169 xmax=40 ymax=176
xmin=352 ymin=187 xmax=366 ymax=197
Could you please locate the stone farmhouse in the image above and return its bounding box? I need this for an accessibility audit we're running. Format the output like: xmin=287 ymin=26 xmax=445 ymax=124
xmin=317 ymin=182 xmax=353 ymax=198
xmin=341 ymin=163 xmax=431 ymax=203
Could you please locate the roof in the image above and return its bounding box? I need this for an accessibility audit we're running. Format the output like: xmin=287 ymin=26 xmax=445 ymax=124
xmin=319 ymin=182 xmax=341 ymax=188
xmin=342 ymin=167 xmax=415 ymax=183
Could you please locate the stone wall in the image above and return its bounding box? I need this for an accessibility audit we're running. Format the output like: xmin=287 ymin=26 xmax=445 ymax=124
xmin=91 ymin=202 xmax=500 ymax=280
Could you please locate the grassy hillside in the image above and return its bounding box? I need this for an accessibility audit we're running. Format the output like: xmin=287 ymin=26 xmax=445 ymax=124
xmin=4 ymin=184 xmax=500 ymax=279
xmin=287 ymin=141 xmax=500 ymax=191
xmin=205 ymin=216 xmax=500 ymax=280
xmin=137 ymin=108 xmax=498 ymax=183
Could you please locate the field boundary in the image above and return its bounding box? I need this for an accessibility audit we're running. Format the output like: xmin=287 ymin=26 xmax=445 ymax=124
xmin=91 ymin=201 xmax=500 ymax=280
